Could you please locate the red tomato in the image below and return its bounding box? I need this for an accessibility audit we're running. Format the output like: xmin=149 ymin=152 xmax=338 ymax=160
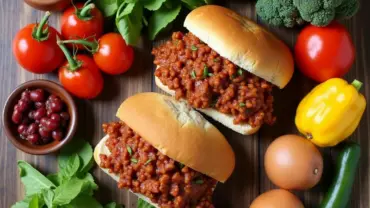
xmin=295 ymin=22 xmax=355 ymax=82
xmin=12 ymin=12 xmax=64 ymax=74
xmin=61 ymin=2 xmax=103 ymax=49
xmin=93 ymin=33 xmax=134 ymax=75
xmin=59 ymin=54 xmax=104 ymax=99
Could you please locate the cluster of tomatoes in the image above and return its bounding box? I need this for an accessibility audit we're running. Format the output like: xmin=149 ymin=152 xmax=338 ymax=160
xmin=12 ymin=2 xmax=134 ymax=99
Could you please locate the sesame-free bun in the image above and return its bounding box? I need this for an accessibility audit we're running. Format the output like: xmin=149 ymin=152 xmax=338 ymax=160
xmin=184 ymin=5 xmax=294 ymax=89
xmin=94 ymin=92 xmax=235 ymax=183
xmin=155 ymin=76 xmax=260 ymax=135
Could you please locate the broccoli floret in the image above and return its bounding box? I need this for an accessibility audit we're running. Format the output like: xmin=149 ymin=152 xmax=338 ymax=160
xmin=256 ymin=0 xmax=359 ymax=27
xmin=256 ymin=0 xmax=304 ymax=28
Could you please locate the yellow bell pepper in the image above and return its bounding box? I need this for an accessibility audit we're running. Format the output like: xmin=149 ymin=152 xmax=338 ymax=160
xmin=295 ymin=78 xmax=366 ymax=147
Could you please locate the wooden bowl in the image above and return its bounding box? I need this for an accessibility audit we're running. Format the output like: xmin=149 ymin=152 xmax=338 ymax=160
xmin=24 ymin=0 xmax=71 ymax=11
xmin=2 ymin=80 xmax=78 ymax=155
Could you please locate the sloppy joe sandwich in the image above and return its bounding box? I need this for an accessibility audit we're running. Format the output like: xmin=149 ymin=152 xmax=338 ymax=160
xmin=152 ymin=5 xmax=294 ymax=135
xmin=94 ymin=93 xmax=235 ymax=208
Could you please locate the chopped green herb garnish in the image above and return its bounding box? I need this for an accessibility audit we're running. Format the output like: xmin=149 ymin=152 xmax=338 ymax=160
xmin=191 ymin=45 xmax=198 ymax=51
xmin=131 ymin=158 xmax=138 ymax=164
xmin=238 ymin=68 xmax=243 ymax=76
xmin=191 ymin=70 xmax=196 ymax=79
xmin=145 ymin=159 xmax=152 ymax=165
xmin=213 ymin=58 xmax=220 ymax=62
xmin=211 ymin=98 xmax=218 ymax=107
xmin=208 ymin=73 xmax=214 ymax=77
xmin=239 ymin=103 xmax=246 ymax=107
xmin=231 ymin=74 xmax=236 ymax=79
xmin=194 ymin=179 xmax=204 ymax=184
xmin=126 ymin=146 xmax=132 ymax=156
xmin=178 ymin=163 xmax=185 ymax=169
xmin=203 ymin=65 xmax=209 ymax=79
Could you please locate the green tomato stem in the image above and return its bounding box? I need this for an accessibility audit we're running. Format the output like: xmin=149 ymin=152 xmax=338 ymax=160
xmin=34 ymin=11 xmax=51 ymax=40
xmin=351 ymin=80 xmax=363 ymax=91
xmin=60 ymin=39 xmax=99 ymax=53
xmin=79 ymin=3 xmax=95 ymax=18
xmin=57 ymin=38 xmax=81 ymax=71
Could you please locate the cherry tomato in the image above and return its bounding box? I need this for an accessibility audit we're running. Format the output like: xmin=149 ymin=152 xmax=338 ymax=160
xmin=295 ymin=22 xmax=355 ymax=82
xmin=61 ymin=2 xmax=103 ymax=49
xmin=57 ymin=41 xmax=103 ymax=99
xmin=93 ymin=33 xmax=134 ymax=75
xmin=12 ymin=12 xmax=64 ymax=74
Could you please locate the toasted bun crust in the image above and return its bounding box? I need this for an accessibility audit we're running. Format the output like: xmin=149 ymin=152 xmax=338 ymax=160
xmin=94 ymin=135 xmax=159 ymax=208
xmin=184 ymin=5 xmax=294 ymax=89
xmin=113 ymin=92 xmax=235 ymax=182
xmin=155 ymin=76 xmax=260 ymax=135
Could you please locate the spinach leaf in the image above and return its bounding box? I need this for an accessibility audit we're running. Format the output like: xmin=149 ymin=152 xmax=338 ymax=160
xmin=17 ymin=161 xmax=55 ymax=196
xmin=61 ymin=154 xmax=80 ymax=179
xmin=143 ymin=0 xmax=166 ymax=11
xmin=52 ymin=177 xmax=84 ymax=206
xmin=65 ymin=194 xmax=103 ymax=208
xmin=148 ymin=2 xmax=181 ymax=40
xmin=104 ymin=202 xmax=123 ymax=208
xmin=137 ymin=198 xmax=155 ymax=208
xmin=42 ymin=189 xmax=55 ymax=208
xmin=116 ymin=2 xmax=143 ymax=45
xmin=58 ymin=139 xmax=93 ymax=175
xmin=80 ymin=173 xmax=98 ymax=196
xmin=95 ymin=0 xmax=119 ymax=17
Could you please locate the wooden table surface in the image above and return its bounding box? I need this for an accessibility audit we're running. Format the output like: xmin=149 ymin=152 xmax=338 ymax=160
xmin=1 ymin=0 xmax=369 ymax=207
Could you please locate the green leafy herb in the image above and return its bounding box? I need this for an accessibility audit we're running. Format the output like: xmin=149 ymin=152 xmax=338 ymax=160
xmin=42 ymin=189 xmax=54 ymax=208
xmin=17 ymin=161 xmax=55 ymax=196
xmin=194 ymin=179 xmax=204 ymax=184
xmin=137 ymin=198 xmax=156 ymax=208
xmin=178 ymin=163 xmax=185 ymax=169
xmin=68 ymin=194 xmax=104 ymax=208
xmin=58 ymin=139 xmax=93 ymax=175
xmin=29 ymin=194 xmax=43 ymax=208
xmin=12 ymin=195 xmax=34 ymax=208
xmin=239 ymin=102 xmax=246 ymax=107
xmin=181 ymin=0 xmax=208 ymax=10
xmin=104 ymin=201 xmax=123 ymax=208
xmin=47 ymin=173 xmax=62 ymax=186
xmin=208 ymin=73 xmax=214 ymax=77
xmin=131 ymin=158 xmax=138 ymax=164
xmin=238 ymin=68 xmax=243 ymax=76
xmin=80 ymin=173 xmax=99 ymax=196
xmin=61 ymin=154 xmax=80 ymax=178
xmin=231 ymin=74 xmax=236 ymax=79
xmin=203 ymin=65 xmax=209 ymax=79
xmin=126 ymin=145 xmax=133 ymax=156
xmin=116 ymin=3 xmax=143 ymax=45
xmin=52 ymin=177 xmax=84 ymax=206
xmin=213 ymin=58 xmax=220 ymax=62
xmin=94 ymin=0 xmax=118 ymax=17
xmin=148 ymin=2 xmax=182 ymax=40
xmin=145 ymin=159 xmax=152 ymax=165
xmin=191 ymin=45 xmax=198 ymax=51
xmin=191 ymin=70 xmax=196 ymax=79
xmin=143 ymin=0 xmax=166 ymax=11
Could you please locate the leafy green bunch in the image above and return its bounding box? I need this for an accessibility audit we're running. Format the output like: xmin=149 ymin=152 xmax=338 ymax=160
xmin=95 ymin=0 xmax=212 ymax=45
xmin=12 ymin=139 xmax=121 ymax=208
xmin=256 ymin=0 xmax=359 ymax=27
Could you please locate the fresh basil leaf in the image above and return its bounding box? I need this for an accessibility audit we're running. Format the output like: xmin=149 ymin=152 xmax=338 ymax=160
xmin=95 ymin=0 xmax=118 ymax=17
xmin=142 ymin=0 xmax=166 ymax=11
xmin=66 ymin=194 xmax=103 ymax=208
xmin=12 ymin=195 xmax=33 ymax=208
xmin=104 ymin=202 xmax=123 ymax=208
xmin=17 ymin=161 xmax=55 ymax=196
xmin=80 ymin=173 xmax=98 ymax=196
xmin=148 ymin=2 xmax=181 ymax=40
xmin=47 ymin=173 xmax=62 ymax=187
xmin=61 ymin=154 xmax=80 ymax=179
xmin=52 ymin=177 xmax=84 ymax=206
xmin=29 ymin=195 xmax=40 ymax=208
xmin=58 ymin=139 xmax=93 ymax=175
xmin=42 ymin=189 xmax=54 ymax=208
xmin=137 ymin=198 xmax=155 ymax=208
xmin=116 ymin=3 xmax=143 ymax=45
xmin=181 ymin=0 xmax=205 ymax=10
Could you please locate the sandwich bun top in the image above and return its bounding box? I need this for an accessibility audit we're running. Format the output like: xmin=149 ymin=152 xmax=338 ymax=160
xmin=184 ymin=5 xmax=294 ymax=89
xmin=115 ymin=92 xmax=235 ymax=182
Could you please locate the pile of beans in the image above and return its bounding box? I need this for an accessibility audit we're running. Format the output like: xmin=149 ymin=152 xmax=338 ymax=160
xmin=12 ymin=89 xmax=70 ymax=145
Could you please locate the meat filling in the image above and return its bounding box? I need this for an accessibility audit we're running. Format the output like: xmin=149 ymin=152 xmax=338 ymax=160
xmin=152 ymin=32 xmax=276 ymax=127
xmin=99 ymin=122 xmax=216 ymax=208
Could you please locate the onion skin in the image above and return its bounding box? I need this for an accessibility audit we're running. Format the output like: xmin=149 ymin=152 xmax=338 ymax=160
xmin=24 ymin=0 xmax=71 ymax=11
